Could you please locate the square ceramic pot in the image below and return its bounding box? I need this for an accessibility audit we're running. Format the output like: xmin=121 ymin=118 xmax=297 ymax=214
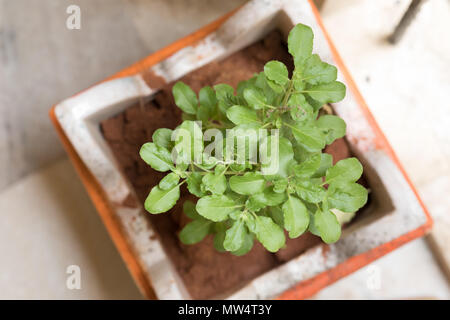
xmin=50 ymin=0 xmax=432 ymax=299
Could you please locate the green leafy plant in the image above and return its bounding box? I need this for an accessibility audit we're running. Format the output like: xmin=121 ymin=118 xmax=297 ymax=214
xmin=140 ymin=23 xmax=368 ymax=255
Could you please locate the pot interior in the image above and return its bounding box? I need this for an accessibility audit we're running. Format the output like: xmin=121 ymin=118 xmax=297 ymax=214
xmin=99 ymin=28 xmax=391 ymax=299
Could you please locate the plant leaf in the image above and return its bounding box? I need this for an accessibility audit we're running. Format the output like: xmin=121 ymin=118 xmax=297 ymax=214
xmin=229 ymin=172 xmax=265 ymax=195
xmin=186 ymin=172 xmax=206 ymax=197
xmin=179 ymin=219 xmax=211 ymax=244
xmin=144 ymin=184 xmax=180 ymax=214
xmin=173 ymin=120 xmax=204 ymax=164
xmin=231 ymin=231 xmax=254 ymax=256
xmin=316 ymin=115 xmax=346 ymax=145
xmin=224 ymin=219 xmax=247 ymax=252
xmin=159 ymin=172 xmax=180 ymax=190
xmin=202 ymin=172 xmax=227 ymax=195
xmin=273 ymin=178 xmax=288 ymax=193
xmin=199 ymin=85 xmax=217 ymax=109
xmin=183 ymin=200 xmax=202 ymax=220
xmin=140 ymin=142 xmax=173 ymax=172
xmin=282 ymin=195 xmax=310 ymax=238
xmin=251 ymin=186 xmax=287 ymax=206
xmin=302 ymin=54 xmax=337 ymax=85
xmin=197 ymin=86 xmax=217 ymax=121
xmin=264 ymin=60 xmax=289 ymax=86
xmin=294 ymin=153 xmax=321 ymax=178
xmin=172 ymin=81 xmax=198 ymax=114
xmin=328 ymin=182 xmax=368 ymax=213
xmin=312 ymin=153 xmax=333 ymax=178
xmin=295 ymin=179 xmax=326 ymax=203
xmin=314 ymin=208 xmax=341 ymax=244
xmin=196 ymin=195 xmax=238 ymax=222
xmin=325 ymin=157 xmax=363 ymax=186
xmin=305 ymin=81 xmax=346 ymax=104
xmin=288 ymin=93 xmax=314 ymax=122
xmin=288 ymin=23 xmax=313 ymax=66
xmin=269 ymin=206 xmax=284 ymax=227
xmin=254 ymin=216 xmax=285 ymax=252
xmin=226 ymin=105 xmax=260 ymax=125
xmin=288 ymin=123 xmax=326 ymax=152
xmin=152 ymin=128 xmax=173 ymax=149
xmin=260 ymin=136 xmax=294 ymax=177
xmin=243 ymin=88 xmax=267 ymax=110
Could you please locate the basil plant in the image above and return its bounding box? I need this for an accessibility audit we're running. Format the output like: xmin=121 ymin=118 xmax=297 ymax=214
xmin=140 ymin=24 xmax=368 ymax=255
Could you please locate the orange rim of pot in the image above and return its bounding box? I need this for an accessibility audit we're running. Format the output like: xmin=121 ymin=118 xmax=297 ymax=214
xmin=49 ymin=1 xmax=432 ymax=300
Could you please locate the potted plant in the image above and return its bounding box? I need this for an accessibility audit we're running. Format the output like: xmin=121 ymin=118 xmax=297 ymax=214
xmin=140 ymin=23 xmax=368 ymax=256
xmin=50 ymin=0 xmax=431 ymax=300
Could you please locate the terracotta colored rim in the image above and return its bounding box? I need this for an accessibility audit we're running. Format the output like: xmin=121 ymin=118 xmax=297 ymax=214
xmin=49 ymin=2 xmax=432 ymax=300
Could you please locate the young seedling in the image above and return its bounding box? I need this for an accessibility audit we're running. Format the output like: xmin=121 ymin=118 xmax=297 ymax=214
xmin=140 ymin=23 xmax=368 ymax=255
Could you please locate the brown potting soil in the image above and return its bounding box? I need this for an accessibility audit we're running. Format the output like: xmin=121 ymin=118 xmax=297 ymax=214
xmin=100 ymin=31 xmax=358 ymax=299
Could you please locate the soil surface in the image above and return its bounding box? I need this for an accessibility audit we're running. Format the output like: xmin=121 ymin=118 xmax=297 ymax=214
xmin=100 ymin=31 xmax=356 ymax=299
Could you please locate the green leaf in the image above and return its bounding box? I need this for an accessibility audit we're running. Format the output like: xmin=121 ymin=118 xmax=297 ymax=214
xmin=316 ymin=115 xmax=346 ymax=145
xmin=173 ymin=120 xmax=204 ymax=164
xmin=214 ymin=83 xmax=235 ymax=113
xmin=172 ymin=81 xmax=198 ymax=114
xmin=183 ymin=200 xmax=202 ymax=220
xmin=295 ymin=179 xmax=326 ymax=203
xmin=325 ymin=157 xmax=363 ymax=186
xmin=202 ymin=171 xmax=227 ymax=195
xmin=302 ymin=54 xmax=337 ymax=85
xmin=314 ymin=208 xmax=341 ymax=244
xmin=152 ymin=128 xmax=173 ymax=149
xmin=260 ymin=136 xmax=294 ymax=177
xmin=305 ymin=81 xmax=346 ymax=104
xmin=227 ymin=105 xmax=261 ymax=125
xmin=254 ymin=216 xmax=285 ymax=252
xmin=328 ymin=182 xmax=368 ymax=213
xmin=288 ymin=93 xmax=314 ymax=122
xmin=199 ymin=86 xmax=217 ymax=109
xmin=214 ymin=229 xmax=227 ymax=252
xmin=243 ymin=88 xmax=267 ymax=110
xmin=144 ymin=184 xmax=180 ymax=214
xmin=282 ymin=195 xmax=310 ymax=238
xmin=288 ymin=123 xmax=326 ymax=152
xmin=197 ymin=86 xmax=217 ymax=121
xmin=269 ymin=206 xmax=284 ymax=227
xmin=229 ymin=172 xmax=265 ymax=195
xmin=231 ymin=232 xmax=254 ymax=256
xmin=214 ymin=83 xmax=234 ymax=100
xmin=159 ymin=172 xmax=180 ymax=190
xmin=179 ymin=219 xmax=211 ymax=245
xmin=312 ymin=153 xmax=333 ymax=178
xmin=245 ymin=197 xmax=266 ymax=213
xmin=196 ymin=195 xmax=238 ymax=222
xmin=273 ymin=178 xmax=288 ymax=193
xmin=264 ymin=61 xmax=289 ymax=86
xmin=224 ymin=219 xmax=247 ymax=252
xmin=294 ymin=153 xmax=321 ymax=177
xmin=251 ymin=186 xmax=287 ymax=206
xmin=288 ymin=23 xmax=313 ymax=66
xmin=186 ymin=172 xmax=206 ymax=197
xmin=140 ymin=142 xmax=173 ymax=172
